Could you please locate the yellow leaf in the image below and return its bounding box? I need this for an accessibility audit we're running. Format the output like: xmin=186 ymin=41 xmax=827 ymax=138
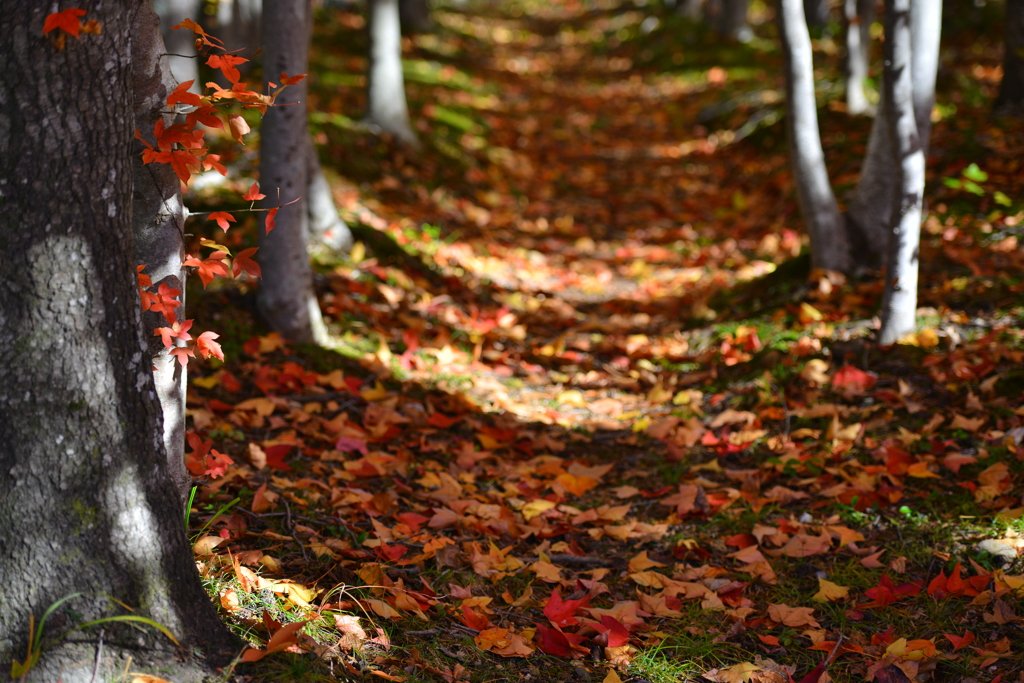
xmin=813 ymin=578 xmax=850 ymax=602
xmin=521 ymin=499 xmax=556 ymax=521
xmin=799 ymin=303 xmax=824 ymax=324
xmin=603 ymin=670 xmax=624 ymax=683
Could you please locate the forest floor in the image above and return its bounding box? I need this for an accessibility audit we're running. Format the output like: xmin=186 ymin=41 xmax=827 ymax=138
xmin=182 ymin=1 xmax=1024 ymax=682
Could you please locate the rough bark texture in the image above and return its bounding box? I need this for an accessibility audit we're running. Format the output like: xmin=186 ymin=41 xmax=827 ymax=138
xmin=996 ymin=0 xmax=1024 ymax=113
xmin=153 ymin=0 xmax=199 ymax=90
xmin=0 ymin=3 xmax=235 ymax=680
xmin=306 ymin=135 xmax=355 ymax=254
xmin=258 ymin=0 xmax=329 ymax=344
xmin=132 ymin=1 xmax=191 ymax=505
xmin=878 ymin=0 xmax=925 ymax=345
xmin=368 ymin=0 xmax=420 ymax=147
xmin=846 ymin=0 xmax=941 ymax=264
xmin=778 ymin=0 xmax=851 ymax=273
xmin=844 ymin=0 xmax=875 ymax=115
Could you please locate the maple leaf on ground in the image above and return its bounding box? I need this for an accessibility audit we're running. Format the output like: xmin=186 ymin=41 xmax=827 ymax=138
xmin=534 ymin=624 xmax=587 ymax=658
xmin=861 ymin=574 xmax=922 ymax=608
xmin=543 ymin=589 xmax=590 ymax=627
xmin=944 ymin=630 xmax=975 ymax=651
xmin=262 ymin=444 xmax=293 ymax=470
xmin=241 ymin=619 xmax=307 ymax=662
xmin=43 ymin=8 xmax=86 ymax=37
xmin=232 ymin=248 xmax=261 ymax=279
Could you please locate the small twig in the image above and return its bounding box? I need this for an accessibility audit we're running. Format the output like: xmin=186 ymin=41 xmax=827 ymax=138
xmin=405 ymin=629 xmax=441 ymax=636
xmin=492 ymin=608 xmax=537 ymax=624
xmin=450 ymin=624 xmax=480 ymax=636
xmin=89 ymin=628 xmax=104 ymax=683
xmin=281 ymin=498 xmax=309 ymax=562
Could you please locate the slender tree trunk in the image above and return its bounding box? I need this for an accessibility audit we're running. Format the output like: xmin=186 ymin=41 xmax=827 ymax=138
xmin=153 ymin=0 xmax=199 ymax=90
xmin=399 ymin=0 xmax=433 ymax=34
xmin=367 ymin=0 xmax=419 ymax=147
xmin=804 ymin=0 xmax=830 ymax=28
xmin=722 ymin=0 xmax=753 ymax=41
xmin=0 ymin=3 xmax=234 ymax=679
xmin=258 ymin=0 xmax=329 ymax=344
xmin=306 ymin=135 xmax=355 ymax=254
xmin=778 ymin=0 xmax=851 ymax=272
xmin=677 ymin=0 xmax=705 ymax=20
xmin=878 ymin=0 xmax=925 ymax=344
xmin=132 ymin=1 xmax=191 ymax=504
xmin=846 ymin=0 xmax=941 ymax=263
xmin=844 ymin=0 xmax=875 ymax=115
xmin=996 ymin=0 xmax=1024 ymax=112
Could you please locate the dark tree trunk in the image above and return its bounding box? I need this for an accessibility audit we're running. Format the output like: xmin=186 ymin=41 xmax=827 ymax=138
xmin=258 ymin=0 xmax=329 ymax=344
xmin=996 ymin=0 xmax=1024 ymax=113
xmin=399 ymin=0 xmax=434 ymax=34
xmin=844 ymin=0 xmax=875 ymax=115
xmin=0 ymin=2 xmax=235 ymax=680
xmin=878 ymin=0 xmax=925 ymax=344
xmin=132 ymin=0 xmax=191 ymax=504
xmin=846 ymin=0 xmax=941 ymax=264
xmin=367 ymin=0 xmax=419 ymax=147
xmin=778 ymin=0 xmax=851 ymax=272
xmin=804 ymin=0 xmax=831 ymax=27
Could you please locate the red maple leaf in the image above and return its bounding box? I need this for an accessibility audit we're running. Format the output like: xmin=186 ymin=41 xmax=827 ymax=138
xmin=534 ymin=625 xmax=587 ymax=658
xmin=543 ymin=589 xmax=589 ymax=627
xmin=207 ymin=54 xmax=248 ymax=84
xmin=202 ymin=154 xmax=227 ymax=176
xmin=263 ymin=444 xmax=293 ymax=470
xmin=196 ymin=331 xmax=224 ymax=361
xmin=166 ymin=80 xmax=202 ymax=108
xmin=243 ymin=182 xmax=266 ymax=202
xmin=153 ymin=320 xmax=193 ymax=349
xmin=43 ymin=8 xmax=86 ymax=37
xmin=232 ymin=248 xmax=261 ymax=279
xmin=207 ymin=211 xmax=236 ymax=232
xmin=594 ymin=615 xmax=629 ymax=647
xmin=265 ymin=207 xmax=279 ymax=234
xmin=183 ymin=252 xmax=230 ymax=287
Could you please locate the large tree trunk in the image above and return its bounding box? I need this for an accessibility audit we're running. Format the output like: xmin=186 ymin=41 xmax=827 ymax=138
xmin=133 ymin=1 xmax=191 ymax=504
xmin=367 ymin=0 xmax=419 ymax=147
xmin=996 ymin=0 xmax=1024 ymax=113
xmin=153 ymin=0 xmax=199 ymax=90
xmin=399 ymin=0 xmax=434 ymax=34
xmin=258 ymin=0 xmax=330 ymax=344
xmin=846 ymin=0 xmax=941 ymax=263
xmin=878 ymin=0 xmax=925 ymax=344
xmin=778 ymin=0 xmax=851 ymax=272
xmin=0 ymin=3 xmax=234 ymax=680
xmin=844 ymin=0 xmax=875 ymax=115
xmin=720 ymin=0 xmax=752 ymax=41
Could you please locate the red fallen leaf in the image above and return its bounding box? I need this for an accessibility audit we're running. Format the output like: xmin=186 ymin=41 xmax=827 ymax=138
xmin=208 ymin=399 xmax=235 ymax=412
xmin=336 ymin=436 xmax=369 ymax=455
xmin=263 ymin=444 xmax=293 ymax=470
xmin=208 ymin=211 xmax=236 ymax=232
xmin=241 ymin=619 xmax=307 ymax=662
xmin=861 ymin=575 xmax=922 ymax=608
xmin=872 ymin=665 xmax=912 ymax=683
xmin=758 ymin=634 xmax=781 ymax=646
xmin=725 ymin=533 xmax=757 ymax=549
xmin=43 ymin=8 xmax=86 ymax=37
xmin=927 ymin=569 xmax=949 ymax=599
xmin=395 ymin=512 xmax=430 ymax=533
xmin=871 ymin=626 xmax=897 ymax=646
xmin=791 ymin=636 xmax=843 ymax=683
xmin=595 ymin=615 xmax=629 ymax=647
xmin=428 ymin=412 xmax=461 ymax=428
xmin=232 ymin=248 xmax=261 ymax=279
xmin=944 ymin=630 xmax=974 ymax=651
xmin=543 ymin=589 xmax=590 ymax=627
xmin=459 ymin=605 xmax=490 ymax=631
xmin=376 ymin=543 xmax=407 ymax=562
xmin=534 ymin=625 xmax=586 ymax=658
xmin=831 ymin=365 xmax=876 ymax=394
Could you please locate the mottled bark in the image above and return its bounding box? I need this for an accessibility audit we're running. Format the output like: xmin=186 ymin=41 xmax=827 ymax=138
xmin=846 ymin=0 xmax=941 ymax=264
xmin=258 ymin=0 xmax=329 ymax=344
xmin=778 ymin=0 xmax=851 ymax=272
xmin=996 ymin=0 xmax=1024 ymax=112
xmin=132 ymin=0 xmax=191 ymax=505
xmin=367 ymin=0 xmax=419 ymax=147
xmin=152 ymin=0 xmax=199 ymax=89
xmin=844 ymin=0 xmax=875 ymax=115
xmin=878 ymin=0 xmax=925 ymax=344
xmin=0 ymin=3 xmax=234 ymax=680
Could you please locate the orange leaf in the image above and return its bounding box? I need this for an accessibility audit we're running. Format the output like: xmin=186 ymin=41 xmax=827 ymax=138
xmin=240 ymin=620 xmax=307 ymax=663
xmin=944 ymin=630 xmax=974 ymax=652
xmin=196 ymin=331 xmax=223 ymax=361
xmin=207 ymin=211 xmax=236 ymax=232
xmin=243 ymin=182 xmax=266 ymax=202
xmin=232 ymin=248 xmax=261 ymax=279
xmin=265 ymin=207 xmax=278 ymax=234
xmin=43 ymin=8 xmax=86 ymax=37
xmin=166 ymin=80 xmax=202 ymax=108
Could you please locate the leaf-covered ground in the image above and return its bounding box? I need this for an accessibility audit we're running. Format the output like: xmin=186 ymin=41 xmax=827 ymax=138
xmin=182 ymin=1 xmax=1024 ymax=681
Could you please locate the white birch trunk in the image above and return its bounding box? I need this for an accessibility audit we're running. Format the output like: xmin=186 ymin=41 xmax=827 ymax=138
xmin=367 ymin=0 xmax=419 ymax=147
xmin=844 ymin=0 xmax=874 ymax=115
xmin=258 ymin=0 xmax=329 ymax=344
xmin=877 ymin=0 xmax=926 ymax=345
xmin=846 ymin=0 xmax=941 ymax=263
xmin=778 ymin=0 xmax=850 ymax=272
xmin=306 ymin=135 xmax=354 ymax=253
